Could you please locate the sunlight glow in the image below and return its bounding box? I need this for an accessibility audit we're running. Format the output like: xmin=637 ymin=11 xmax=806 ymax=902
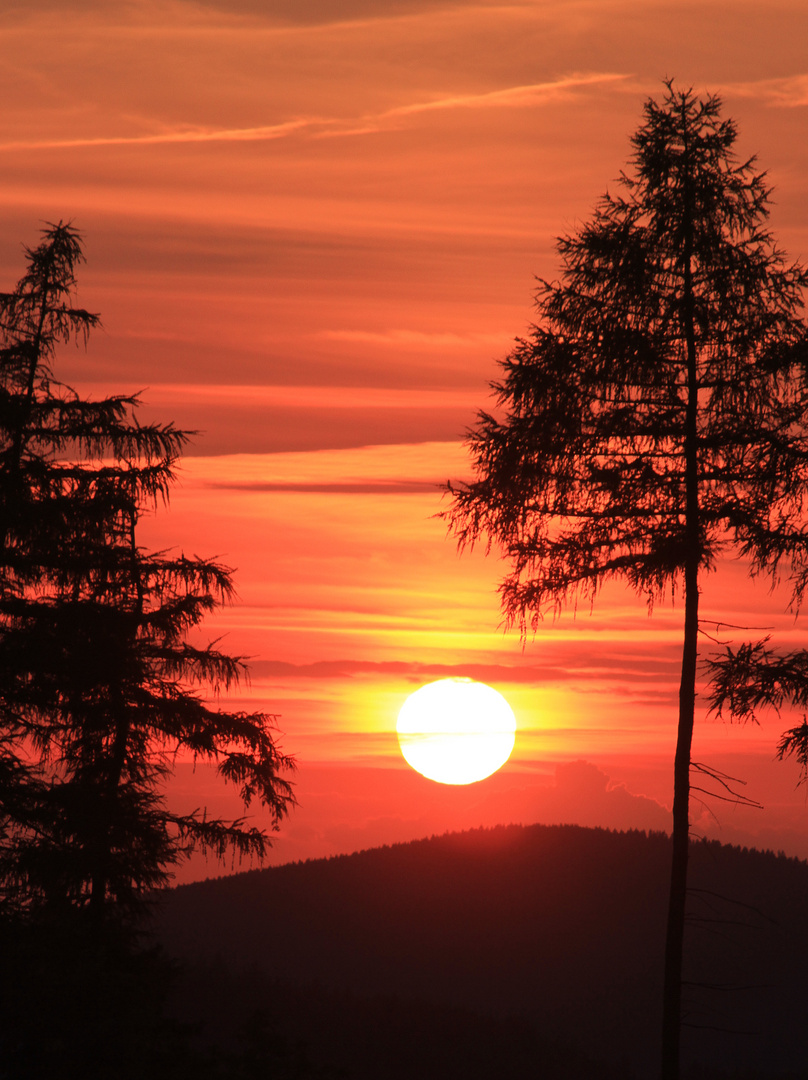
xmin=396 ymin=678 xmax=516 ymax=785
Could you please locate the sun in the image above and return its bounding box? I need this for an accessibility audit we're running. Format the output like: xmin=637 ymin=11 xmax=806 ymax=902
xmin=396 ymin=677 xmax=516 ymax=785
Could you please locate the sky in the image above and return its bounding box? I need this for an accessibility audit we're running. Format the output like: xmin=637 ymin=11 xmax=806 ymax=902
xmin=4 ymin=0 xmax=808 ymax=879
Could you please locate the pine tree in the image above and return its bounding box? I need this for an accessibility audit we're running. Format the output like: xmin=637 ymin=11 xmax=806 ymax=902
xmin=444 ymin=84 xmax=808 ymax=1078
xmin=0 ymin=223 xmax=294 ymax=928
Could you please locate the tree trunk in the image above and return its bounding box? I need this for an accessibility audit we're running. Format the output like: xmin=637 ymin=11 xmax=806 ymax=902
xmin=662 ymin=117 xmax=700 ymax=1080
xmin=662 ymin=553 xmax=699 ymax=1079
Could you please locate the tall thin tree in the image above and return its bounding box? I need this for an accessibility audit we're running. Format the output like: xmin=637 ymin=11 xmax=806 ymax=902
xmin=444 ymin=84 xmax=808 ymax=1078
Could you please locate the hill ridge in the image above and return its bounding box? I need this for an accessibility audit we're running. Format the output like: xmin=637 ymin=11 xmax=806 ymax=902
xmin=156 ymin=822 xmax=808 ymax=1079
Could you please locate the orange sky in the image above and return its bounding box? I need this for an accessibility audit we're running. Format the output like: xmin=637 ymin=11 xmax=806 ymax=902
xmin=4 ymin=0 xmax=808 ymax=878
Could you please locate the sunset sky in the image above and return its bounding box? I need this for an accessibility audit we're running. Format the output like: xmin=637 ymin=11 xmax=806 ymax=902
xmin=5 ymin=0 xmax=808 ymax=878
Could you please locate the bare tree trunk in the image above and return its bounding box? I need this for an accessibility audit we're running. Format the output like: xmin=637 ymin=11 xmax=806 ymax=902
xmin=662 ymin=121 xmax=700 ymax=1079
xmin=662 ymin=557 xmax=699 ymax=1079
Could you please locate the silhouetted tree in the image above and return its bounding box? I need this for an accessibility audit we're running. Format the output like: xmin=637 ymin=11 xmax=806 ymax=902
xmin=0 ymin=223 xmax=294 ymax=929
xmin=444 ymin=83 xmax=808 ymax=1079
xmin=708 ymin=641 xmax=808 ymax=781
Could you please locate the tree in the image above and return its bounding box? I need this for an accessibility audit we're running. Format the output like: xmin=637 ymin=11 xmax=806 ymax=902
xmin=708 ymin=641 xmax=808 ymax=783
xmin=0 ymin=223 xmax=295 ymax=929
xmin=444 ymin=83 xmax=808 ymax=1079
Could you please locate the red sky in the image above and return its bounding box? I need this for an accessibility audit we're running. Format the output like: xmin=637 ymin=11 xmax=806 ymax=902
xmin=5 ymin=0 xmax=808 ymax=879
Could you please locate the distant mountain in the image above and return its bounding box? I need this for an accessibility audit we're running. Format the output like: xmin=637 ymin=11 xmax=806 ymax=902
xmin=154 ymin=824 xmax=808 ymax=1079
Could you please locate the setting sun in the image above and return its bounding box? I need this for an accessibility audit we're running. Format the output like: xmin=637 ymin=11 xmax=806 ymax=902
xmin=396 ymin=678 xmax=516 ymax=785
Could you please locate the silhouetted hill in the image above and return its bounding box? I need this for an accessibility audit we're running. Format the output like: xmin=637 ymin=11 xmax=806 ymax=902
xmin=154 ymin=824 xmax=808 ymax=1079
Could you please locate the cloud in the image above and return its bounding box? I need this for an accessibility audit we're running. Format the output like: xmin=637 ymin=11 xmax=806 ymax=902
xmin=184 ymin=0 xmax=507 ymax=28
xmin=321 ymin=329 xmax=511 ymax=349
xmin=247 ymin=651 xmax=682 ymax=689
xmin=72 ymin=386 xmax=485 ymax=458
xmin=725 ymin=74 xmax=808 ymax=107
xmin=379 ymin=72 xmax=629 ymax=120
xmin=0 ymin=71 xmax=628 ymax=154
xmin=252 ymin=659 xmax=561 ymax=681
xmin=77 ymin=383 xmax=483 ymax=412
xmin=177 ymin=439 xmax=473 ymax=488
xmin=205 ymin=480 xmax=440 ymax=494
xmin=0 ymin=119 xmax=314 ymax=153
xmin=314 ymin=72 xmax=630 ymax=139
xmin=475 ymin=758 xmax=673 ymax=834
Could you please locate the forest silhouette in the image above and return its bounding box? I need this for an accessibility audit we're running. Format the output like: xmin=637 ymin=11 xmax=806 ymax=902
xmin=158 ymin=824 xmax=808 ymax=1079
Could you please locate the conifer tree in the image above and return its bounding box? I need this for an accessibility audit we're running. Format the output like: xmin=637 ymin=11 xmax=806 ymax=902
xmin=708 ymin=642 xmax=808 ymax=782
xmin=0 ymin=222 xmax=294 ymax=927
xmin=444 ymin=84 xmax=808 ymax=1079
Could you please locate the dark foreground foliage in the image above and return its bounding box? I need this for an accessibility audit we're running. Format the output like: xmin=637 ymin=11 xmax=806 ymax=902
xmin=3 ymin=824 xmax=807 ymax=1078
xmin=0 ymin=917 xmax=334 ymax=1080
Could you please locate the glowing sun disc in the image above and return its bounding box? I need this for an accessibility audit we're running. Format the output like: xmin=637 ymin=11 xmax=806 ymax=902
xmin=396 ymin=678 xmax=516 ymax=785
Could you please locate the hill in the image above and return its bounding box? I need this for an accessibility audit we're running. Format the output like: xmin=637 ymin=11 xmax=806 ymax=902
xmin=154 ymin=824 xmax=808 ymax=1079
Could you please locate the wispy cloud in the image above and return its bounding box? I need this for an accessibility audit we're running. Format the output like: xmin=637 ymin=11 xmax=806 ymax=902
xmin=86 ymin=383 xmax=483 ymax=411
xmin=380 ymin=72 xmax=629 ymax=120
xmin=315 ymin=71 xmax=629 ymax=138
xmin=0 ymin=71 xmax=627 ymax=153
xmin=725 ymin=74 xmax=808 ymax=107
xmin=178 ymin=439 xmax=472 ymax=489
xmin=204 ymin=479 xmax=441 ymax=494
xmin=321 ymin=329 xmax=511 ymax=348
xmin=0 ymin=118 xmax=314 ymax=153
xmin=248 ymin=651 xmax=682 ymax=686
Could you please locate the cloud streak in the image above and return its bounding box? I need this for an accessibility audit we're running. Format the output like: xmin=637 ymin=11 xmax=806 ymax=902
xmin=314 ymin=71 xmax=630 ymax=138
xmin=204 ymin=480 xmax=441 ymax=494
xmin=0 ymin=119 xmax=313 ymax=153
xmin=0 ymin=71 xmax=628 ymax=153
xmin=321 ymin=328 xmax=511 ymax=348
xmin=725 ymin=74 xmax=808 ymax=107
xmin=248 ymin=653 xmax=682 ymax=687
xmin=380 ymin=72 xmax=630 ymax=120
xmin=124 ymin=384 xmax=483 ymax=410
